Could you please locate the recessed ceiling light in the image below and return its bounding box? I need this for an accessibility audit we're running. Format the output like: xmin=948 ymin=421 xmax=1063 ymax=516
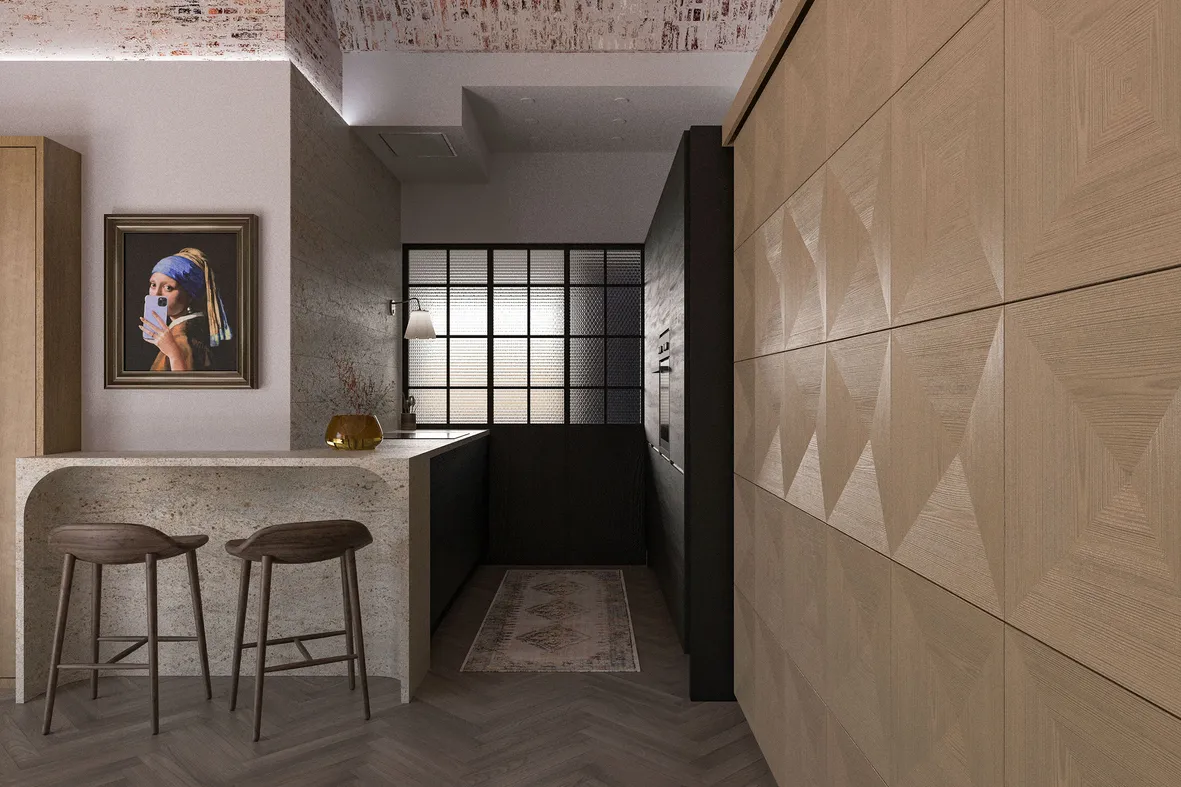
xmin=613 ymin=97 xmax=630 ymax=104
xmin=519 ymin=97 xmax=535 ymax=104
xmin=524 ymin=117 xmax=539 ymax=125
xmin=611 ymin=136 xmax=625 ymax=141
xmin=611 ymin=118 xmax=627 ymax=125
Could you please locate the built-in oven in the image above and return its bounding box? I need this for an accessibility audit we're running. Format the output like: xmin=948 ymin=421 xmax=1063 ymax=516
xmin=657 ymin=329 xmax=671 ymax=454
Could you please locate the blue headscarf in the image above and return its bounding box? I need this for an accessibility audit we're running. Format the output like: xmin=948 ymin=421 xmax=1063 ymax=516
xmin=151 ymin=254 xmax=233 ymax=347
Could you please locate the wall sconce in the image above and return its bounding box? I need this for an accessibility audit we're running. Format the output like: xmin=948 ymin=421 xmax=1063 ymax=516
xmin=389 ymin=298 xmax=437 ymax=340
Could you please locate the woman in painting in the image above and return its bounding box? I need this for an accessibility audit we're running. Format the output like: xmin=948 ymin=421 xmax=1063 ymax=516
xmin=138 ymin=248 xmax=232 ymax=371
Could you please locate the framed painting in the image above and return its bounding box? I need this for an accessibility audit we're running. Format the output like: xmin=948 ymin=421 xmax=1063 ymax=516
xmin=104 ymin=214 xmax=258 ymax=388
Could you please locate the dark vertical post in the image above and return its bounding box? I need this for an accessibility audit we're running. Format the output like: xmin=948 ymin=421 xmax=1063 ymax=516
xmin=42 ymin=553 xmax=76 ymax=735
xmin=146 ymin=553 xmax=159 ymax=734
xmin=90 ymin=562 xmax=102 ymax=699
xmin=229 ymin=558 xmax=250 ymax=711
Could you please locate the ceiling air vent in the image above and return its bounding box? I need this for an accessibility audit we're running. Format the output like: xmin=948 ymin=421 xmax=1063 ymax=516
xmin=379 ymin=132 xmax=457 ymax=158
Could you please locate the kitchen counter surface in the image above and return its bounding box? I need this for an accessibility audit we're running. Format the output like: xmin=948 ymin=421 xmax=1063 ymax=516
xmin=12 ymin=431 xmax=488 ymax=704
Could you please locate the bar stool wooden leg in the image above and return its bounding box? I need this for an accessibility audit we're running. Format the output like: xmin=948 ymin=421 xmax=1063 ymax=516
xmin=185 ymin=550 xmax=212 ymax=701
xmin=252 ymin=556 xmax=273 ymax=742
xmin=344 ymin=549 xmax=370 ymax=721
xmin=42 ymin=553 xmax=76 ymax=735
xmin=229 ymin=558 xmax=251 ymax=711
xmin=340 ymin=556 xmax=355 ymax=691
xmin=146 ymin=553 xmax=159 ymax=735
xmin=91 ymin=562 xmax=102 ymax=700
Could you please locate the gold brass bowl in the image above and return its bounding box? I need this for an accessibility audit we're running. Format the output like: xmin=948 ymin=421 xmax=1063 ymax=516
xmin=325 ymin=414 xmax=384 ymax=450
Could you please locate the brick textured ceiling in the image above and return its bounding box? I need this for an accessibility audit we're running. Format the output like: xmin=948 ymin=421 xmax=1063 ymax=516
xmin=331 ymin=0 xmax=781 ymax=52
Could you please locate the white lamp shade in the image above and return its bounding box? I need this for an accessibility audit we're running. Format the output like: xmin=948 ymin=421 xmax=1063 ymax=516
xmin=405 ymin=309 xmax=437 ymax=340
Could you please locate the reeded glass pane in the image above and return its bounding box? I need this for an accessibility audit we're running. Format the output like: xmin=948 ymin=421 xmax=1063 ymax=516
xmin=530 ymin=249 xmax=565 ymax=284
xmin=570 ymin=389 xmax=605 ymax=424
xmin=493 ymin=288 xmax=527 ymax=335
xmin=408 ymin=249 xmax=446 ymax=283
xmin=607 ymin=389 xmax=641 ymax=424
xmin=570 ymin=338 xmax=604 ymax=386
xmin=494 ymin=338 xmax=527 ymax=386
xmin=450 ymin=288 xmax=487 ymax=335
xmin=449 ymin=249 xmax=487 ymax=283
xmin=494 ymin=389 xmax=527 ymax=424
xmin=408 ymin=341 xmax=446 ymax=387
xmin=530 ymin=389 xmax=565 ymax=424
xmin=606 ymin=286 xmax=642 ymax=335
xmin=606 ymin=248 xmax=642 ymax=284
xmin=530 ymin=288 xmax=565 ymax=335
xmin=570 ymin=249 xmax=605 ymax=284
xmin=450 ymin=389 xmax=487 ymax=423
xmin=408 ymin=388 xmax=446 ymax=423
xmin=606 ymin=337 xmax=642 ymax=387
xmin=530 ymin=338 xmax=565 ymax=386
xmin=408 ymin=287 xmax=447 ymax=335
xmin=569 ymin=287 xmax=604 ymax=335
xmin=493 ymin=249 xmax=527 ymax=284
xmin=449 ymin=338 xmax=487 ymax=385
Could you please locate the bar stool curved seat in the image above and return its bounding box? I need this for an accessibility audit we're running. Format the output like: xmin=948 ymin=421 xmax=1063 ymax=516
xmin=43 ymin=523 xmax=213 ymax=736
xmin=225 ymin=519 xmax=373 ymax=742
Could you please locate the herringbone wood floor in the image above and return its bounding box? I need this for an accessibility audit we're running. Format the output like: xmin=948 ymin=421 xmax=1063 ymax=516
xmin=0 ymin=567 xmax=773 ymax=786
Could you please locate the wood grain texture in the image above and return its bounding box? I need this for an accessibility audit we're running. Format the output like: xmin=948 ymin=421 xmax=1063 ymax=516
xmin=891 ymin=566 xmax=1004 ymax=787
xmin=733 ymin=116 xmax=758 ymax=249
xmin=823 ymin=109 xmax=892 ymax=341
xmin=1006 ymin=268 xmax=1181 ymax=718
xmin=783 ymin=344 xmax=826 ymax=521
xmin=36 ymin=138 xmax=81 ymax=456
xmin=1007 ymin=627 xmax=1181 ymax=787
xmin=891 ymin=0 xmax=992 ymax=93
xmin=829 ymin=713 xmax=888 ymax=787
xmin=826 ymin=0 xmax=892 ymax=156
xmin=723 ymin=0 xmax=812 ymax=146
xmin=1006 ymin=0 xmax=1181 ymax=300
xmin=783 ymin=167 xmax=827 ymax=349
xmin=751 ymin=206 xmax=787 ymax=357
xmin=825 ymin=528 xmax=892 ymax=778
xmin=781 ymin=501 xmax=827 ymax=694
xmin=734 ymin=353 xmax=786 ymax=497
xmin=759 ymin=0 xmax=829 ymax=223
xmin=891 ymin=0 xmax=1004 ymax=327
xmin=754 ymin=482 xmax=789 ymax=655
xmin=884 ymin=308 xmax=1005 ymax=616
xmin=781 ymin=649 xmax=828 ymax=787
xmin=734 ymin=584 xmax=758 ymax=720
xmin=821 ymin=332 xmax=889 ymax=554
xmin=733 ymin=234 xmax=756 ymax=361
xmin=0 ymin=145 xmax=38 ymax=681
xmin=734 ymin=477 xmax=758 ymax=607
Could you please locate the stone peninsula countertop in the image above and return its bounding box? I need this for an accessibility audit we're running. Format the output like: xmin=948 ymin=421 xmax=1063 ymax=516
xmin=12 ymin=430 xmax=488 ymax=704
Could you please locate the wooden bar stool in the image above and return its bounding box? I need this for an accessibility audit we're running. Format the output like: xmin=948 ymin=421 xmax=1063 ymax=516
xmin=224 ymin=519 xmax=373 ymax=742
xmin=43 ymin=523 xmax=212 ymax=736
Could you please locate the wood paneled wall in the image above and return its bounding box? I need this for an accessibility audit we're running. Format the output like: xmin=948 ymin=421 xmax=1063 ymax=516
xmin=731 ymin=0 xmax=1181 ymax=784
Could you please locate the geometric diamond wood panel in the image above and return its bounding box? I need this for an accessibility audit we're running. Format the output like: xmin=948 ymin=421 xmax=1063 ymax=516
xmin=756 ymin=481 xmax=791 ymax=651
xmin=735 ymin=586 xmax=758 ymax=720
xmin=782 ymin=651 xmax=828 ymax=787
xmin=735 ymin=206 xmax=790 ymax=361
xmin=826 ymin=528 xmax=892 ymax=778
xmin=782 ymin=501 xmax=828 ymax=694
xmin=735 ymin=477 xmax=757 ymax=607
xmin=735 ymin=353 xmax=786 ymax=497
xmin=1006 ymin=628 xmax=1181 ymax=787
xmin=734 ymin=236 xmax=756 ymax=360
xmin=784 ymin=169 xmax=827 ymax=349
xmin=830 ymin=712 xmax=888 ymax=787
xmin=762 ymin=0 xmax=829 ymax=224
xmin=734 ymin=115 xmax=759 ymax=249
xmin=891 ymin=0 xmax=1004 ymax=327
xmin=784 ymin=344 xmax=826 ymax=521
xmin=892 ymin=566 xmax=1004 ymax=787
xmin=825 ymin=0 xmax=892 ymax=156
xmin=885 ymin=308 xmax=1005 ymax=616
xmin=824 ymin=109 xmax=891 ymax=341
xmin=1006 ymin=268 xmax=1181 ymax=717
xmin=821 ymin=332 xmax=890 ymax=554
xmin=1006 ymin=0 xmax=1181 ymax=300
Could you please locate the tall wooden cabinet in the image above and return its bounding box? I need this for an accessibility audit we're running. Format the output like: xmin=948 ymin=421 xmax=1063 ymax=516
xmin=0 ymin=137 xmax=82 ymax=685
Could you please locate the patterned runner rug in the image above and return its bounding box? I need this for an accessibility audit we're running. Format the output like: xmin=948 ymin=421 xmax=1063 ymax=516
xmin=461 ymin=569 xmax=640 ymax=673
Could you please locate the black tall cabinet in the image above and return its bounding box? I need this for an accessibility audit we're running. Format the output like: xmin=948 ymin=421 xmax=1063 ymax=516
xmin=643 ymin=127 xmax=735 ymax=700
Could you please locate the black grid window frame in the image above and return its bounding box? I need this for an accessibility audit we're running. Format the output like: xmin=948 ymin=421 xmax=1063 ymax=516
xmin=403 ymin=244 xmax=645 ymax=427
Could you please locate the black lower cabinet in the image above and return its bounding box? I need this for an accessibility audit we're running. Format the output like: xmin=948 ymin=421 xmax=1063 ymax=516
xmin=488 ymin=425 xmax=647 ymax=565
xmin=646 ymin=449 xmax=687 ymax=650
xmin=430 ymin=436 xmax=490 ymax=631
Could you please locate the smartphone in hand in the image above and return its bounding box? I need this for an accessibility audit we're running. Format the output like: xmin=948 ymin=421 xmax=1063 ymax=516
xmin=143 ymin=295 xmax=169 ymax=341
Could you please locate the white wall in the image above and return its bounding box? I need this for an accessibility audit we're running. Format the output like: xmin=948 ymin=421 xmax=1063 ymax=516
xmin=0 ymin=62 xmax=292 ymax=451
xmin=401 ymin=150 xmax=675 ymax=244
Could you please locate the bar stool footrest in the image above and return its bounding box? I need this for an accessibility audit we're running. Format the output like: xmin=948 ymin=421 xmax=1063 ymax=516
xmin=56 ymin=663 xmax=150 ymax=671
xmin=263 ymin=654 xmax=357 ymax=674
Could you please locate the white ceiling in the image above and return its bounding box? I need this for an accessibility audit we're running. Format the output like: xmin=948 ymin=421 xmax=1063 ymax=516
xmin=465 ymin=85 xmax=738 ymax=152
